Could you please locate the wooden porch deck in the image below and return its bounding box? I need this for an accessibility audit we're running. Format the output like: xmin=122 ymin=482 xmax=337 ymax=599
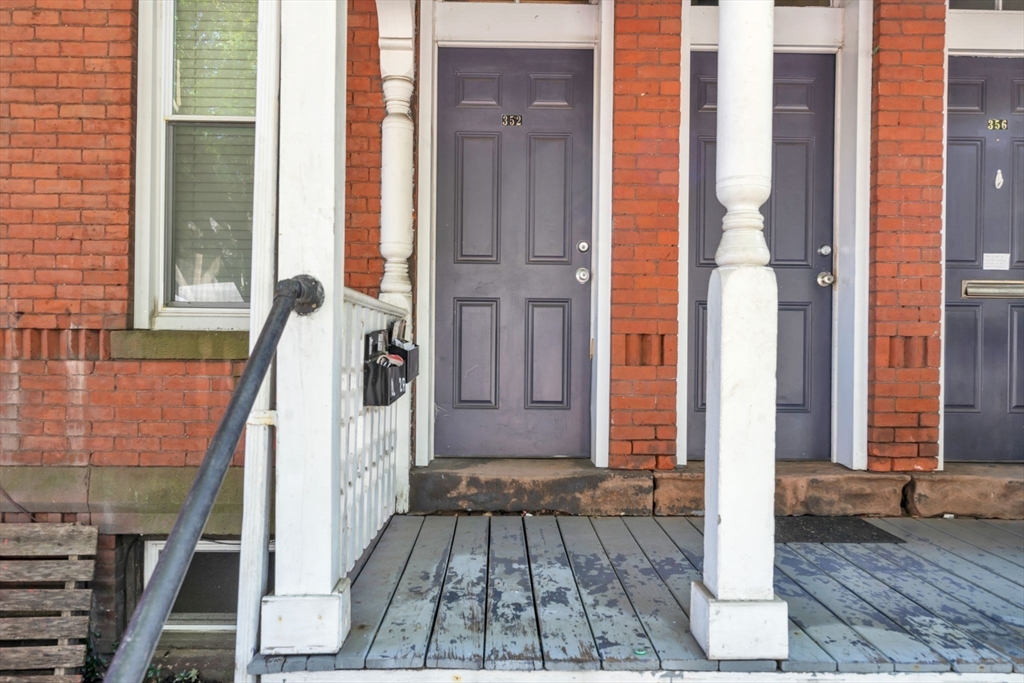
xmin=249 ymin=516 xmax=1024 ymax=679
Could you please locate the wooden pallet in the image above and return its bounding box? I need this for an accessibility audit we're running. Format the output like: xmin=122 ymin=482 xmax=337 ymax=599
xmin=0 ymin=524 xmax=98 ymax=683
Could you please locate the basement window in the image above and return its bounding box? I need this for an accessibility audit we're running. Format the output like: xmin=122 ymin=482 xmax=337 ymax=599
xmin=144 ymin=540 xmax=275 ymax=632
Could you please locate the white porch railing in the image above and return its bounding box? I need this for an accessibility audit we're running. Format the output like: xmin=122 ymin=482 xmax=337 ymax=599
xmin=339 ymin=288 xmax=408 ymax=575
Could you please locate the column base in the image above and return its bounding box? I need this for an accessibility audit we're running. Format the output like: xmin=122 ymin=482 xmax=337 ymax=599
xmin=690 ymin=580 xmax=788 ymax=660
xmin=260 ymin=580 xmax=351 ymax=654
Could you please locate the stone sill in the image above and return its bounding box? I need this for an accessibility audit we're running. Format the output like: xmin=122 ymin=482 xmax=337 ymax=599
xmin=110 ymin=330 xmax=249 ymax=360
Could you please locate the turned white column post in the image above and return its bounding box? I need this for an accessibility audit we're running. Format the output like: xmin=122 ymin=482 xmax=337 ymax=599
xmin=376 ymin=0 xmax=416 ymax=314
xmin=261 ymin=0 xmax=349 ymax=655
xmin=689 ymin=0 xmax=789 ymax=660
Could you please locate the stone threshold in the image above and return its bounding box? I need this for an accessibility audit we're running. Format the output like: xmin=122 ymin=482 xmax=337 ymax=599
xmin=409 ymin=459 xmax=1023 ymax=519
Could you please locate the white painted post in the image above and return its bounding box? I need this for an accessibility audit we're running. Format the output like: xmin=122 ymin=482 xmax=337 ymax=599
xmin=260 ymin=0 xmax=350 ymax=655
xmin=376 ymin=0 xmax=416 ymax=510
xmin=689 ymin=0 xmax=789 ymax=661
xmin=234 ymin=0 xmax=280 ymax=678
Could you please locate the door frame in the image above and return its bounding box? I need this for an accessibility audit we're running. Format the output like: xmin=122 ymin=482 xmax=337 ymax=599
xmin=414 ymin=0 xmax=615 ymax=466
xmin=942 ymin=10 xmax=1024 ymax=469
xmin=676 ymin=2 xmax=874 ymax=469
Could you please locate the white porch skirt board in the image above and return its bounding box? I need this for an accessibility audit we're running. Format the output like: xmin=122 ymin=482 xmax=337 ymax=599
xmin=263 ymin=670 xmax=1014 ymax=683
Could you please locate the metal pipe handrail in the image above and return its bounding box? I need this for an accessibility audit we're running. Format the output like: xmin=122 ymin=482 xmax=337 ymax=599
xmin=104 ymin=275 xmax=324 ymax=683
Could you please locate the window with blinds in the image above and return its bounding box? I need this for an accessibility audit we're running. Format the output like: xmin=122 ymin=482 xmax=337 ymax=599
xmin=167 ymin=0 xmax=258 ymax=307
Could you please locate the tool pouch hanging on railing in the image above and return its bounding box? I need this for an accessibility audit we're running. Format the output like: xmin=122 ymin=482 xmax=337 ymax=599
xmin=388 ymin=319 xmax=419 ymax=382
xmin=363 ymin=328 xmax=410 ymax=407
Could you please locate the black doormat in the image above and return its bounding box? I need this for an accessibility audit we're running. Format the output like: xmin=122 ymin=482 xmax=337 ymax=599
xmin=775 ymin=517 xmax=904 ymax=544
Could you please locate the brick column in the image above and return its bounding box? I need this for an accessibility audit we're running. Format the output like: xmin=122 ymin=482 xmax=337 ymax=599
xmin=868 ymin=0 xmax=945 ymax=472
xmin=609 ymin=0 xmax=681 ymax=470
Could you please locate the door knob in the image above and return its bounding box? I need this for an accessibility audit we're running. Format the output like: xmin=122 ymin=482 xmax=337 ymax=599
xmin=576 ymin=268 xmax=591 ymax=284
xmin=817 ymin=271 xmax=835 ymax=287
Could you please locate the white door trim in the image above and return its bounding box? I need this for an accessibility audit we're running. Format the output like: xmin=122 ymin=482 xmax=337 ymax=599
xmin=414 ymin=1 xmax=614 ymax=467
xmin=675 ymin=2 xmax=872 ymax=469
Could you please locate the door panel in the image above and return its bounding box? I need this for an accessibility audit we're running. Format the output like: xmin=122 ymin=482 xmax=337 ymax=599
xmin=435 ymin=48 xmax=594 ymax=457
xmin=687 ymin=53 xmax=836 ymax=460
xmin=945 ymin=57 xmax=1024 ymax=462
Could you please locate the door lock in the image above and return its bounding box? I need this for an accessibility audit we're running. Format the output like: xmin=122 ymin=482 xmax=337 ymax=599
xmin=818 ymin=244 xmax=832 ymax=256
xmin=576 ymin=268 xmax=591 ymax=284
xmin=577 ymin=240 xmax=590 ymax=253
xmin=817 ymin=271 xmax=835 ymax=287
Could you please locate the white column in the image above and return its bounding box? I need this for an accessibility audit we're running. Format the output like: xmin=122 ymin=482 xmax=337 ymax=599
xmin=376 ymin=0 xmax=416 ymax=314
xmin=689 ymin=0 xmax=788 ymax=661
xmin=261 ymin=0 xmax=349 ymax=655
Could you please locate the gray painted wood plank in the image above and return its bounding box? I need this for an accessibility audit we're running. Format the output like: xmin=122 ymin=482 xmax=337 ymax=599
xmin=774 ymin=573 xmax=891 ymax=673
xmin=557 ymin=516 xmax=656 ymax=670
xmin=523 ymin=516 xmax=600 ymax=671
xmin=365 ymin=516 xmax=455 ymax=669
xmin=983 ymin=520 xmax=1024 ymax=537
xmin=281 ymin=655 xmax=308 ymax=673
xmin=780 ymin=622 xmax=839 ymax=673
xmin=790 ymin=543 xmax=1012 ymax=673
xmin=485 ymin=516 xmax=542 ymax=671
xmin=921 ymin=519 xmax=1024 ymax=567
xmin=305 ymin=655 xmax=337 ymax=672
xmin=829 ymin=543 xmax=1024 ymax=666
xmin=653 ymin=517 xmax=705 ymax=571
xmin=872 ymin=519 xmax=1024 ymax=608
xmin=865 ymin=540 xmax=1024 ymax=629
xmin=960 ymin=519 xmax=1024 ymax=548
xmin=883 ymin=518 xmax=1024 ymax=584
xmin=337 ymin=515 xmax=424 ymax=669
xmin=775 ymin=545 xmax=949 ymax=672
xmin=592 ymin=517 xmax=715 ymax=670
xmin=426 ymin=516 xmax=488 ymax=669
xmin=624 ymin=517 xmax=701 ymax=613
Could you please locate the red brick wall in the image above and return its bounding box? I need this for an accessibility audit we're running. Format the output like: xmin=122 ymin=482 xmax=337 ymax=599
xmin=0 ymin=330 xmax=245 ymax=467
xmin=868 ymin=0 xmax=945 ymax=472
xmin=345 ymin=0 xmax=385 ymax=296
xmin=0 ymin=1 xmax=243 ymax=470
xmin=1 ymin=0 xmax=135 ymax=331
xmin=609 ymin=0 xmax=681 ymax=470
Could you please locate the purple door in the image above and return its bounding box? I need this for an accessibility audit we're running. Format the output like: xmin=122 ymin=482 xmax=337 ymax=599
xmin=945 ymin=57 xmax=1024 ymax=462
xmin=687 ymin=53 xmax=836 ymax=460
xmin=434 ymin=48 xmax=594 ymax=457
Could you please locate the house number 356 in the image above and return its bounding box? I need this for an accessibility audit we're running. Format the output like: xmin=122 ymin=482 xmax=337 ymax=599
xmin=987 ymin=119 xmax=1008 ymax=130
xmin=502 ymin=115 xmax=522 ymax=126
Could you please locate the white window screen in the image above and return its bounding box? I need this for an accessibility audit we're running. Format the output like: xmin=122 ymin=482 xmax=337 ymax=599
xmin=167 ymin=0 xmax=258 ymax=307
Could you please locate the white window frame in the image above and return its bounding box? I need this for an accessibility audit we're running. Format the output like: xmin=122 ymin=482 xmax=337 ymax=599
xmin=134 ymin=0 xmax=255 ymax=331
xmin=144 ymin=539 xmax=275 ymax=632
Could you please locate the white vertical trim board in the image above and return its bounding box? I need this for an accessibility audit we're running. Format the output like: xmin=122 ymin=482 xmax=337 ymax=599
xmin=676 ymin=4 xmax=872 ymax=469
xmin=414 ymin=1 xmax=612 ymax=467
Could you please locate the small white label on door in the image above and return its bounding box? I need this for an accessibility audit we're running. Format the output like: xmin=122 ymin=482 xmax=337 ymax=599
xmin=982 ymin=253 xmax=1011 ymax=271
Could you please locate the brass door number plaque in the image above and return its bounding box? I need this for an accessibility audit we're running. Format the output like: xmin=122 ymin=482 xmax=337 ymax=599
xmin=987 ymin=119 xmax=1008 ymax=130
xmin=501 ymin=115 xmax=523 ymax=127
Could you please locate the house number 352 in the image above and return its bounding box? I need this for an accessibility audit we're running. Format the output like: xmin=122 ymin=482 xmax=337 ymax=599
xmin=502 ymin=115 xmax=523 ymax=126
xmin=987 ymin=119 xmax=1008 ymax=130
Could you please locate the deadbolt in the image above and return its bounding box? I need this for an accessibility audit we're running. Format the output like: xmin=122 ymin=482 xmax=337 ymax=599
xmin=818 ymin=244 xmax=832 ymax=256
xmin=577 ymin=240 xmax=590 ymax=253
xmin=576 ymin=268 xmax=591 ymax=284
xmin=817 ymin=271 xmax=835 ymax=287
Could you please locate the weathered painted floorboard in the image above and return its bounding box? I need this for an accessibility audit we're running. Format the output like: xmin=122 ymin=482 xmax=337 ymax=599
xmin=485 ymin=517 xmax=542 ymax=671
xmin=789 ymin=543 xmax=1012 ymax=673
xmin=558 ymin=517 xmax=656 ymax=670
xmin=623 ymin=517 xmax=701 ymax=613
xmin=336 ymin=515 xmax=424 ymax=669
xmin=653 ymin=517 xmax=705 ymax=571
xmin=523 ymin=516 xmax=601 ymax=671
xmin=828 ymin=543 xmax=1024 ymax=666
xmin=920 ymin=518 xmax=1024 ymax=568
xmin=958 ymin=518 xmax=1024 ymax=549
xmin=883 ymin=518 xmax=1024 ymax=585
xmin=870 ymin=519 xmax=1024 ymax=609
xmin=364 ymin=516 xmax=456 ymax=669
xmin=592 ymin=517 xmax=715 ymax=671
xmin=775 ymin=545 xmax=949 ymax=672
xmin=426 ymin=516 xmax=489 ymax=669
xmin=983 ymin=519 xmax=1024 ymax=537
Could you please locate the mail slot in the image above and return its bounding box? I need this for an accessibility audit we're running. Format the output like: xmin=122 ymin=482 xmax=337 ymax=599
xmin=960 ymin=280 xmax=1024 ymax=299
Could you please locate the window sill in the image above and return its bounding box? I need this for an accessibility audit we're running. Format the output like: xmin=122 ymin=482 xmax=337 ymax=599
xmin=110 ymin=330 xmax=250 ymax=360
